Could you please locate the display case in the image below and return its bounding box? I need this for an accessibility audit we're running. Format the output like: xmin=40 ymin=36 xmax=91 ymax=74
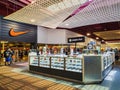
xmin=39 ymin=56 xmax=50 ymax=68
xmin=65 ymin=57 xmax=82 ymax=73
xmin=102 ymin=52 xmax=115 ymax=70
xmin=51 ymin=57 xmax=64 ymax=70
xmin=102 ymin=54 xmax=108 ymax=70
xmin=29 ymin=55 xmax=38 ymax=66
xmin=29 ymin=51 xmax=115 ymax=84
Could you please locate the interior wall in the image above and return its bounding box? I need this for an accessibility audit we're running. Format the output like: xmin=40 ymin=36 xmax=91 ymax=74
xmin=37 ymin=27 xmax=48 ymax=43
xmin=101 ymin=43 xmax=120 ymax=49
xmin=37 ymin=26 xmax=84 ymax=44
xmin=37 ymin=26 xmax=66 ymax=44
xmin=47 ymin=29 xmax=66 ymax=44
xmin=37 ymin=26 xmax=102 ymax=49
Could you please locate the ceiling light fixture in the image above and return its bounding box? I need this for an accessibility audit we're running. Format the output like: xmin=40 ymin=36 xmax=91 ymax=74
xmin=96 ymin=37 xmax=99 ymax=40
xmin=31 ymin=0 xmax=36 ymax=4
xmin=102 ymin=40 xmax=104 ymax=42
xmin=89 ymin=0 xmax=93 ymax=1
xmin=30 ymin=19 xmax=35 ymax=22
xmin=87 ymin=33 xmax=91 ymax=36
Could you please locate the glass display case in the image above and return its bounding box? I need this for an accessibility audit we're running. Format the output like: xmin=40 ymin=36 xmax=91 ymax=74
xmin=39 ymin=56 xmax=50 ymax=68
xmin=102 ymin=52 xmax=114 ymax=70
xmin=65 ymin=57 xmax=82 ymax=73
xmin=102 ymin=55 xmax=108 ymax=69
xmin=29 ymin=51 xmax=115 ymax=83
xmin=29 ymin=56 xmax=38 ymax=66
xmin=51 ymin=57 xmax=64 ymax=70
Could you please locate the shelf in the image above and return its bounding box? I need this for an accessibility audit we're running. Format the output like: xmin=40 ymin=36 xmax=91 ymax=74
xmin=39 ymin=56 xmax=50 ymax=68
xmin=51 ymin=57 xmax=64 ymax=70
xmin=30 ymin=56 xmax=39 ymax=66
xmin=65 ymin=58 xmax=82 ymax=72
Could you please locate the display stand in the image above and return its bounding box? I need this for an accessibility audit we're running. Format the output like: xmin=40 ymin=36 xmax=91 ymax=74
xmin=29 ymin=51 xmax=115 ymax=84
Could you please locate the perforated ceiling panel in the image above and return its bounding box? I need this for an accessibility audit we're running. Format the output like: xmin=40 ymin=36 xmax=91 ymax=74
xmin=58 ymin=0 xmax=120 ymax=28
xmin=4 ymin=0 xmax=87 ymax=28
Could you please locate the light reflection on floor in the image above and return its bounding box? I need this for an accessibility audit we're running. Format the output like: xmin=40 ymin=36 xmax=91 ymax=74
xmin=104 ymin=70 xmax=117 ymax=81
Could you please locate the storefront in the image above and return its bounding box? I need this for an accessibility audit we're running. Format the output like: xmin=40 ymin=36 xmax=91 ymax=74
xmin=0 ymin=17 xmax=37 ymax=52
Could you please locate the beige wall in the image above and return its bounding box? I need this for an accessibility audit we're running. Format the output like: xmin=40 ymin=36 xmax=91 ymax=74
xmin=101 ymin=43 xmax=120 ymax=50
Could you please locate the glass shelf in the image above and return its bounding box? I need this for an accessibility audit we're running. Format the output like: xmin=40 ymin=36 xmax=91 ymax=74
xmin=103 ymin=54 xmax=113 ymax=70
xmin=39 ymin=56 xmax=50 ymax=68
xmin=30 ymin=56 xmax=39 ymax=66
xmin=51 ymin=57 xmax=64 ymax=70
xmin=65 ymin=57 xmax=82 ymax=73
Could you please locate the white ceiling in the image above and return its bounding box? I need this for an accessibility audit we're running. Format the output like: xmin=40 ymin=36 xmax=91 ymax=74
xmin=4 ymin=0 xmax=87 ymax=28
xmin=4 ymin=0 xmax=120 ymax=29
xmin=58 ymin=0 xmax=120 ymax=28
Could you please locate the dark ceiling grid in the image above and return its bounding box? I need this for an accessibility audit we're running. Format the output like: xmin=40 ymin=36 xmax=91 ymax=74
xmin=0 ymin=0 xmax=30 ymax=16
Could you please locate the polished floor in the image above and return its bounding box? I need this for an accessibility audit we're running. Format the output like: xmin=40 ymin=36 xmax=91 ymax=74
xmin=101 ymin=65 xmax=120 ymax=90
xmin=0 ymin=61 xmax=120 ymax=90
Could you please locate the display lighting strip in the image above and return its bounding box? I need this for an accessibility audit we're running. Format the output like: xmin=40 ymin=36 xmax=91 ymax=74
xmin=58 ymin=0 xmax=120 ymax=28
xmin=4 ymin=0 xmax=87 ymax=28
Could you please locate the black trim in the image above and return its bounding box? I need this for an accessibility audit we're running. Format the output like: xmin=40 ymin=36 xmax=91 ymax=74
xmin=29 ymin=65 xmax=82 ymax=81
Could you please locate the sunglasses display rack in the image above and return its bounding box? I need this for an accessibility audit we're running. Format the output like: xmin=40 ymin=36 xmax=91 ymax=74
xmin=102 ymin=53 xmax=114 ymax=70
xmin=51 ymin=57 xmax=64 ymax=70
xmin=39 ymin=56 xmax=50 ymax=68
xmin=29 ymin=56 xmax=39 ymax=66
xmin=65 ymin=57 xmax=82 ymax=73
xmin=29 ymin=51 xmax=115 ymax=83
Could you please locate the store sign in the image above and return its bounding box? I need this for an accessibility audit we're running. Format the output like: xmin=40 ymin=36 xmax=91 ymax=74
xmin=30 ymin=56 xmax=38 ymax=66
xmin=68 ymin=37 xmax=85 ymax=43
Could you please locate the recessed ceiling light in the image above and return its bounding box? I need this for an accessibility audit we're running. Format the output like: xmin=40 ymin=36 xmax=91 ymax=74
xmin=87 ymin=33 xmax=91 ymax=36
xmin=102 ymin=40 xmax=104 ymax=42
xmin=31 ymin=0 xmax=36 ymax=4
xmin=96 ymin=37 xmax=99 ymax=39
xmin=30 ymin=19 xmax=35 ymax=22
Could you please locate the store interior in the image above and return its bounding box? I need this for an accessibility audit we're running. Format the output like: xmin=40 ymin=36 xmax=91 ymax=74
xmin=0 ymin=0 xmax=120 ymax=89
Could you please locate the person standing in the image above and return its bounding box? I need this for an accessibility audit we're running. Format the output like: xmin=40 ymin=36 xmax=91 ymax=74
xmin=4 ymin=48 xmax=13 ymax=65
xmin=114 ymin=48 xmax=119 ymax=61
xmin=14 ymin=48 xmax=19 ymax=62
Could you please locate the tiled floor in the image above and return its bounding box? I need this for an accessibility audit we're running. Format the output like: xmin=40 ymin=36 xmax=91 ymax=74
xmin=0 ymin=61 xmax=120 ymax=90
xmin=0 ymin=66 xmax=79 ymax=90
xmin=101 ymin=66 xmax=120 ymax=90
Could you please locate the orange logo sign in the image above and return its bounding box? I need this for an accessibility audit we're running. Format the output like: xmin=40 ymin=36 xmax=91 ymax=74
xmin=9 ymin=28 xmax=29 ymax=37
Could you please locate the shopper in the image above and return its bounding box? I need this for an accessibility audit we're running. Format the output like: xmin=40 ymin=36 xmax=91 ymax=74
xmin=14 ymin=48 xmax=19 ymax=62
xmin=0 ymin=51 xmax=2 ymax=64
xmin=19 ymin=49 xmax=23 ymax=61
xmin=4 ymin=48 xmax=13 ymax=65
xmin=114 ymin=48 xmax=119 ymax=61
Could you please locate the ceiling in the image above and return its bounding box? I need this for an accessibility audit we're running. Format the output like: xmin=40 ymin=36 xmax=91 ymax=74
xmin=0 ymin=0 xmax=120 ymax=43
xmin=0 ymin=0 xmax=32 ymax=16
